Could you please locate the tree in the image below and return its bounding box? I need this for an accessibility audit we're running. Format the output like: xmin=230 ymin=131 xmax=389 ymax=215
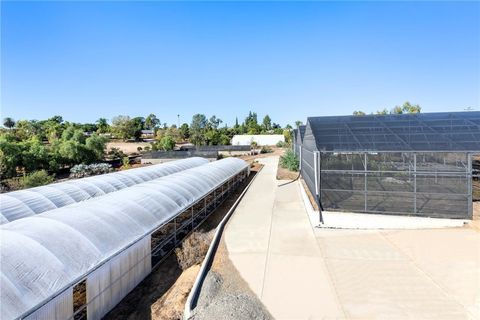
xmin=205 ymin=129 xmax=221 ymax=145
xmin=48 ymin=115 xmax=63 ymax=124
xmin=20 ymin=136 xmax=49 ymax=172
xmin=165 ymin=126 xmax=182 ymax=143
xmin=131 ymin=117 xmax=145 ymax=139
xmin=353 ymin=111 xmax=366 ymax=116
xmin=85 ymin=133 xmax=107 ymax=160
xmin=262 ymin=115 xmax=272 ymax=131
xmin=179 ymin=123 xmax=190 ymax=140
xmin=208 ymin=115 xmax=223 ymax=130
xmin=111 ymin=115 xmax=136 ymax=140
xmin=96 ymin=118 xmax=110 ymax=133
xmin=245 ymin=111 xmax=260 ymax=133
xmin=376 ymin=109 xmax=389 ymax=115
xmin=397 ymin=101 xmax=421 ymax=114
xmin=159 ymin=136 xmax=176 ymax=151
xmin=145 ymin=113 xmax=160 ymax=130
xmin=80 ymin=123 xmax=98 ymax=133
xmin=15 ymin=120 xmax=38 ymax=140
xmin=374 ymin=102 xmax=421 ymax=115
xmin=190 ymin=114 xmax=207 ymax=146
xmin=3 ymin=117 xmax=15 ymax=129
xmin=0 ymin=134 xmax=22 ymax=178
xmin=294 ymin=120 xmax=303 ymax=128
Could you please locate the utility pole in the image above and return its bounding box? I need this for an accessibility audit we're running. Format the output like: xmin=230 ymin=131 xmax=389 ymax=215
xmin=177 ymin=114 xmax=180 ymax=127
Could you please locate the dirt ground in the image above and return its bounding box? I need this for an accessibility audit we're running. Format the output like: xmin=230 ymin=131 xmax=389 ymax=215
xmin=238 ymin=147 xmax=285 ymax=162
xmin=106 ymin=141 xmax=151 ymax=154
xmin=276 ymin=161 xmax=299 ymax=180
xmin=104 ymin=164 xmax=262 ymax=320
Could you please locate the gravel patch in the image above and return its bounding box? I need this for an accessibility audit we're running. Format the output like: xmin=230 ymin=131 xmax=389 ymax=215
xmin=190 ymin=240 xmax=272 ymax=320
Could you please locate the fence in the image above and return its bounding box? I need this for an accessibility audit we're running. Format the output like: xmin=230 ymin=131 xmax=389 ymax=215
xmin=142 ymin=150 xmax=218 ymax=160
xmin=300 ymin=148 xmax=475 ymax=219
xmin=179 ymin=145 xmax=251 ymax=152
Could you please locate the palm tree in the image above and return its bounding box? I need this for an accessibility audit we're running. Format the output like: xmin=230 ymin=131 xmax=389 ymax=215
xmin=96 ymin=118 xmax=109 ymax=133
xmin=3 ymin=117 xmax=15 ymax=129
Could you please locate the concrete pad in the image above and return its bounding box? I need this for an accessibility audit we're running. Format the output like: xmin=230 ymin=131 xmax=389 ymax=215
xmin=325 ymin=258 xmax=467 ymax=319
xmin=220 ymin=155 xmax=479 ymax=319
xmin=383 ymin=228 xmax=480 ymax=317
xmin=261 ymin=254 xmax=344 ymax=320
xmin=226 ymin=252 xmax=267 ymax=297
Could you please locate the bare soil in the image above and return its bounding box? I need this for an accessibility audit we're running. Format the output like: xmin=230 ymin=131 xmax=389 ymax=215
xmin=300 ymin=178 xmax=320 ymax=211
xmin=103 ymin=164 xmax=262 ymax=320
xmin=276 ymin=161 xmax=299 ymax=180
xmin=106 ymin=141 xmax=151 ymax=155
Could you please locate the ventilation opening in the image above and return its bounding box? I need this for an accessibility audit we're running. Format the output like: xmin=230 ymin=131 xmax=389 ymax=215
xmin=73 ymin=279 xmax=87 ymax=320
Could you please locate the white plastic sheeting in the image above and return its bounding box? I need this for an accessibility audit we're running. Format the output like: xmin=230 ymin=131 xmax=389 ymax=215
xmin=0 ymin=157 xmax=248 ymax=320
xmin=0 ymin=157 xmax=208 ymax=224
xmin=87 ymin=237 xmax=151 ymax=320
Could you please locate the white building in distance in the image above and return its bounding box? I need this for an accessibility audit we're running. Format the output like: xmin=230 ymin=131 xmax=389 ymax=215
xmin=231 ymin=134 xmax=284 ymax=146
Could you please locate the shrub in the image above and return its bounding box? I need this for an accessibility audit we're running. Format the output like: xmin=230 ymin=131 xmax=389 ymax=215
xmin=159 ymin=136 xmax=176 ymax=151
xmin=276 ymin=141 xmax=286 ymax=148
xmin=70 ymin=163 xmax=112 ymax=178
xmin=260 ymin=146 xmax=273 ymax=154
xmin=107 ymin=147 xmax=126 ymax=160
xmin=279 ymin=149 xmax=299 ymax=172
xmin=175 ymin=232 xmax=212 ymax=270
xmin=121 ymin=157 xmax=131 ymax=170
xmin=21 ymin=170 xmax=54 ymax=188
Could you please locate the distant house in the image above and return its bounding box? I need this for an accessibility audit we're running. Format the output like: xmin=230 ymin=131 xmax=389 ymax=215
xmin=140 ymin=129 xmax=155 ymax=140
xmin=231 ymin=134 xmax=284 ymax=146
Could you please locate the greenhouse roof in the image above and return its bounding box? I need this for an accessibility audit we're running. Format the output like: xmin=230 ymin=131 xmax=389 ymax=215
xmin=298 ymin=125 xmax=306 ymax=141
xmin=0 ymin=157 xmax=208 ymax=224
xmin=307 ymin=111 xmax=480 ymax=152
xmin=0 ymin=157 xmax=248 ymax=319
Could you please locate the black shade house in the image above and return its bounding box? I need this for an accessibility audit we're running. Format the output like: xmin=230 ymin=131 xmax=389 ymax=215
xmin=293 ymin=125 xmax=306 ymax=156
xmin=297 ymin=111 xmax=480 ymax=219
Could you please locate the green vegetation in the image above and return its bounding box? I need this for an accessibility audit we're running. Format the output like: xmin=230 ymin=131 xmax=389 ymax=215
xmin=158 ymin=136 xmax=176 ymax=151
xmin=353 ymin=101 xmax=422 ymax=116
xmin=121 ymin=157 xmax=131 ymax=170
xmin=21 ymin=170 xmax=55 ymax=188
xmin=1 ymin=110 xmax=293 ymax=186
xmin=280 ymin=149 xmax=299 ymax=172
xmin=0 ymin=117 xmax=108 ymax=180
xmin=260 ymin=146 xmax=273 ymax=154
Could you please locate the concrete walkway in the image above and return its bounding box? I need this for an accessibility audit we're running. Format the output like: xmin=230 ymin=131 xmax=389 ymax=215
xmin=224 ymin=156 xmax=480 ymax=319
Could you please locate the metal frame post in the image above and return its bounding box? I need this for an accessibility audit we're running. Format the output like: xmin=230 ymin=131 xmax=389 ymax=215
xmin=299 ymin=146 xmax=303 ymax=171
xmin=467 ymin=153 xmax=473 ymax=218
xmin=414 ymin=153 xmax=417 ymax=214
xmin=364 ymin=152 xmax=368 ymax=212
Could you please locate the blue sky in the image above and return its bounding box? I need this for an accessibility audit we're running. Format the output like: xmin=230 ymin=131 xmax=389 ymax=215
xmin=1 ymin=1 xmax=479 ymax=126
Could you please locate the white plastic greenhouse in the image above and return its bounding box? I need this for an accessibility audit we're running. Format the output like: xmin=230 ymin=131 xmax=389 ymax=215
xmin=0 ymin=157 xmax=249 ymax=320
xmin=0 ymin=157 xmax=208 ymax=224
